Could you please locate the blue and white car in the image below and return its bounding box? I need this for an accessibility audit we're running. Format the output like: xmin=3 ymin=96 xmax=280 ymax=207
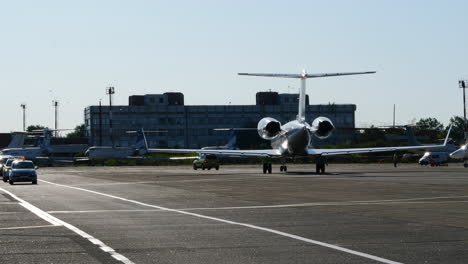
xmin=8 ymin=160 xmax=38 ymax=185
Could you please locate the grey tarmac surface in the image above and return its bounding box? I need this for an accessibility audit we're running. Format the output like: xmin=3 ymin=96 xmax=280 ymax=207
xmin=1 ymin=163 xmax=468 ymax=263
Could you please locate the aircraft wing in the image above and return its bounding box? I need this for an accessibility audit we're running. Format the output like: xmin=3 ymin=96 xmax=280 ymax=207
xmin=147 ymin=148 xmax=282 ymax=158
xmin=310 ymin=125 xmax=452 ymax=156
xmin=238 ymin=71 xmax=376 ymax=79
xmin=305 ymin=71 xmax=376 ymax=78
xmin=308 ymin=144 xmax=444 ymax=157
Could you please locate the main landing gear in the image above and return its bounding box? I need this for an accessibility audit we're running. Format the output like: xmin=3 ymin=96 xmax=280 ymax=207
xmin=316 ymin=157 xmax=326 ymax=174
xmin=262 ymin=163 xmax=272 ymax=174
xmin=280 ymin=165 xmax=288 ymax=172
xmin=262 ymin=162 xmax=288 ymax=174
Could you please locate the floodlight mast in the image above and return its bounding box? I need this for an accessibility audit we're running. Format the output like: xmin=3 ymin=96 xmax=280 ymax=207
xmin=460 ymin=80 xmax=468 ymax=143
xmin=20 ymin=104 xmax=26 ymax=131
xmin=106 ymin=87 xmax=115 ymax=146
xmin=52 ymin=100 xmax=59 ymax=137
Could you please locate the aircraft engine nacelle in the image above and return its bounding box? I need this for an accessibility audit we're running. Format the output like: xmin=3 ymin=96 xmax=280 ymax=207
xmin=311 ymin=117 xmax=335 ymax=139
xmin=257 ymin=117 xmax=282 ymax=140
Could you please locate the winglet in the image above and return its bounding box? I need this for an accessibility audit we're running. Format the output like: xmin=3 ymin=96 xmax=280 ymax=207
xmin=444 ymin=125 xmax=452 ymax=146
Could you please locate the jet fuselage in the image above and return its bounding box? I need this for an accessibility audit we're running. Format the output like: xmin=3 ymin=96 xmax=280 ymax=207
xmin=271 ymin=120 xmax=311 ymax=156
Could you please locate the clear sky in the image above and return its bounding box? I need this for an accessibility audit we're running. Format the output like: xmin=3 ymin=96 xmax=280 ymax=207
xmin=1 ymin=0 xmax=467 ymax=132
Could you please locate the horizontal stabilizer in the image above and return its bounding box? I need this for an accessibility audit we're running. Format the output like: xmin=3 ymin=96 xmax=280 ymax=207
xmin=238 ymin=71 xmax=376 ymax=79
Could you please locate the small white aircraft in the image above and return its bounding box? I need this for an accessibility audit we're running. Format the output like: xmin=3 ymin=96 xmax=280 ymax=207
xmin=83 ymin=129 xmax=166 ymax=160
xmin=449 ymin=143 xmax=468 ymax=167
xmin=1 ymin=132 xmax=26 ymax=150
xmin=401 ymin=126 xmax=456 ymax=166
xmin=0 ymin=129 xmax=51 ymax=159
xmin=147 ymin=70 xmax=451 ymax=174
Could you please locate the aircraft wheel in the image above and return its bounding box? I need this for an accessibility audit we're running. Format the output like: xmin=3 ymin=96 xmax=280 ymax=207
xmin=215 ymin=166 xmax=219 ymax=170
xmin=202 ymin=165 xmax=205 ymax=170
xmin=208 ymin=167 xmax=211 ymax=170
xmin=280 ymin=166 xmax=284 ymax=172
xmin=320 ymin=163 xmax=326 ymax=174
xmin=193 ymin=164 xmax=197 ymax=170
xmin=267 ymin=163 xmax=272 ymax=174
xmin=262 ymin=163 xmax=267 ymax=174
xmin=284 ymin=166 xmax=287 ymax=172
xmin=316 ymin=163 xmax=320 ymax=174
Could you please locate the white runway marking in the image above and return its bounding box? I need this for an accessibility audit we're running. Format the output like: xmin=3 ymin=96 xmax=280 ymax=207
xmin=40 ymin=179 xmax=403 ymax=264
xmin=49 ymin=209 xmax=163 ymax=214
xmin=71 ymin=181 xmax=160 ymax=187
xmin=0 ymin=224 xmax=57 ymax=230
xmin=0 ymin=187 xmax=134 ymax=264
xmin=47 ymin=196 xmax=468 ymax=214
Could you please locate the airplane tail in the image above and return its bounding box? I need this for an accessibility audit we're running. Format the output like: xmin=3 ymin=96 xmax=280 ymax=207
xmin=239 ymin=70 xmax=375 ymax=123
xmin=225 ymin=129 xmax=238 ymax=149
xmin=7 ymin=133 xmax=26 ymax=148
xmin=405 ymin=126 xmax=421 ymax=146
xmin=132 ymin=128 xmax=149 ymax=152
xmin=40 ymin=128 xmax=51 ymax=150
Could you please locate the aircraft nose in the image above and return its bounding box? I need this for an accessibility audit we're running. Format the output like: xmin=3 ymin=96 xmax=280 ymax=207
xmin=449 ymin=149 xmax=462 ymax=159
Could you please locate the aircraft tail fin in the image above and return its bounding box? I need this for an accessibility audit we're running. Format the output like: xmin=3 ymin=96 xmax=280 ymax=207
xmin=7 ymin=133 xmax=26 ymax=148
xmin=225 ymin=129 xmax=238 ymax=150
xmin=40 ymin=128 xmax=51 ymax=149
xmin=444 ymin=125 xmax=452 ymax=146
xmin=132 ymin=128 xmax=148 ymax=152
xmin=405 ymin=126 xmax=421 ymax=146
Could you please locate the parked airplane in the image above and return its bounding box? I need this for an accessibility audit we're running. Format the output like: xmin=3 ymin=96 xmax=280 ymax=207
xmin=0 ymin=129 xmax=51 ymax=159
xmin=83 ymin=129 xmax=166 ymax=160
xmin=202 ymin=129 xmax=239 ymax=150
xmin=1 ymin=132 xmax=26 ymax=150
xmin=402 ymin=126 xmax=457 ymax=166
xmin=147 ymin=70 xmax=451 ymax=174
xmin=449 ymin=143 xmax=468 ymax=167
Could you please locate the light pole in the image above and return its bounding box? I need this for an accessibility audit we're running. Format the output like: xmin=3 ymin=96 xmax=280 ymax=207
xmin=20 ymin=104 xmax=26 ymax=131
xmin=459 ymin=80 xmax=468 ymax=143
xmin=52 ymin=100 xmax=59 ymax=137
xmin=106 ymin=87 xmax=115 ymax=146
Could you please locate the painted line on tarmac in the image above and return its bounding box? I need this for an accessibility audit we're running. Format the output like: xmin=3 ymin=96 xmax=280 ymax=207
xmin=0 ymin=224 xmax=57 ymax=230
xmin=49 ymin=209 xmax=164 ymax=214
xmin=0 ymin=187 xmax=135 ymax=264
xmin=39 ymin=179 xmax=403 ymax=264
xmin=47 ymin=200 xmax=468 ymax=214
xmin=177 ymin=197 xmax=468 ymax=211
xmin=0 ymin=188 xmax=62 ymax=226
xmin=71 ymin=181 xmax=160 ymax=187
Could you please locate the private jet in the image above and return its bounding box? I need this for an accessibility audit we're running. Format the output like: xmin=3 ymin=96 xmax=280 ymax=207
xmin=147 ymin=70 xmax=451 ymax=174
xmin=449 ymin=143 xmax=468 ymax=167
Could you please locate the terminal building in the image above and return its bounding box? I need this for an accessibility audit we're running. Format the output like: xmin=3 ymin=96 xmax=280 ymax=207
xmin=84 ymin=92 xmax=356 ymax=148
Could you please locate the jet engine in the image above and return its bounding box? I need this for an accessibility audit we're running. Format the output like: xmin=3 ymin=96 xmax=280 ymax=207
xmin=257 ymin=117 xmax=282 ymax=140
xmin=311 ymin=117 xmax=335 ymax=139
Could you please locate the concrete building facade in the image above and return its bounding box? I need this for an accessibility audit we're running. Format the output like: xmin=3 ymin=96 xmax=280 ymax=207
xmin=84 ymin=92 xmax=356 ymax=148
